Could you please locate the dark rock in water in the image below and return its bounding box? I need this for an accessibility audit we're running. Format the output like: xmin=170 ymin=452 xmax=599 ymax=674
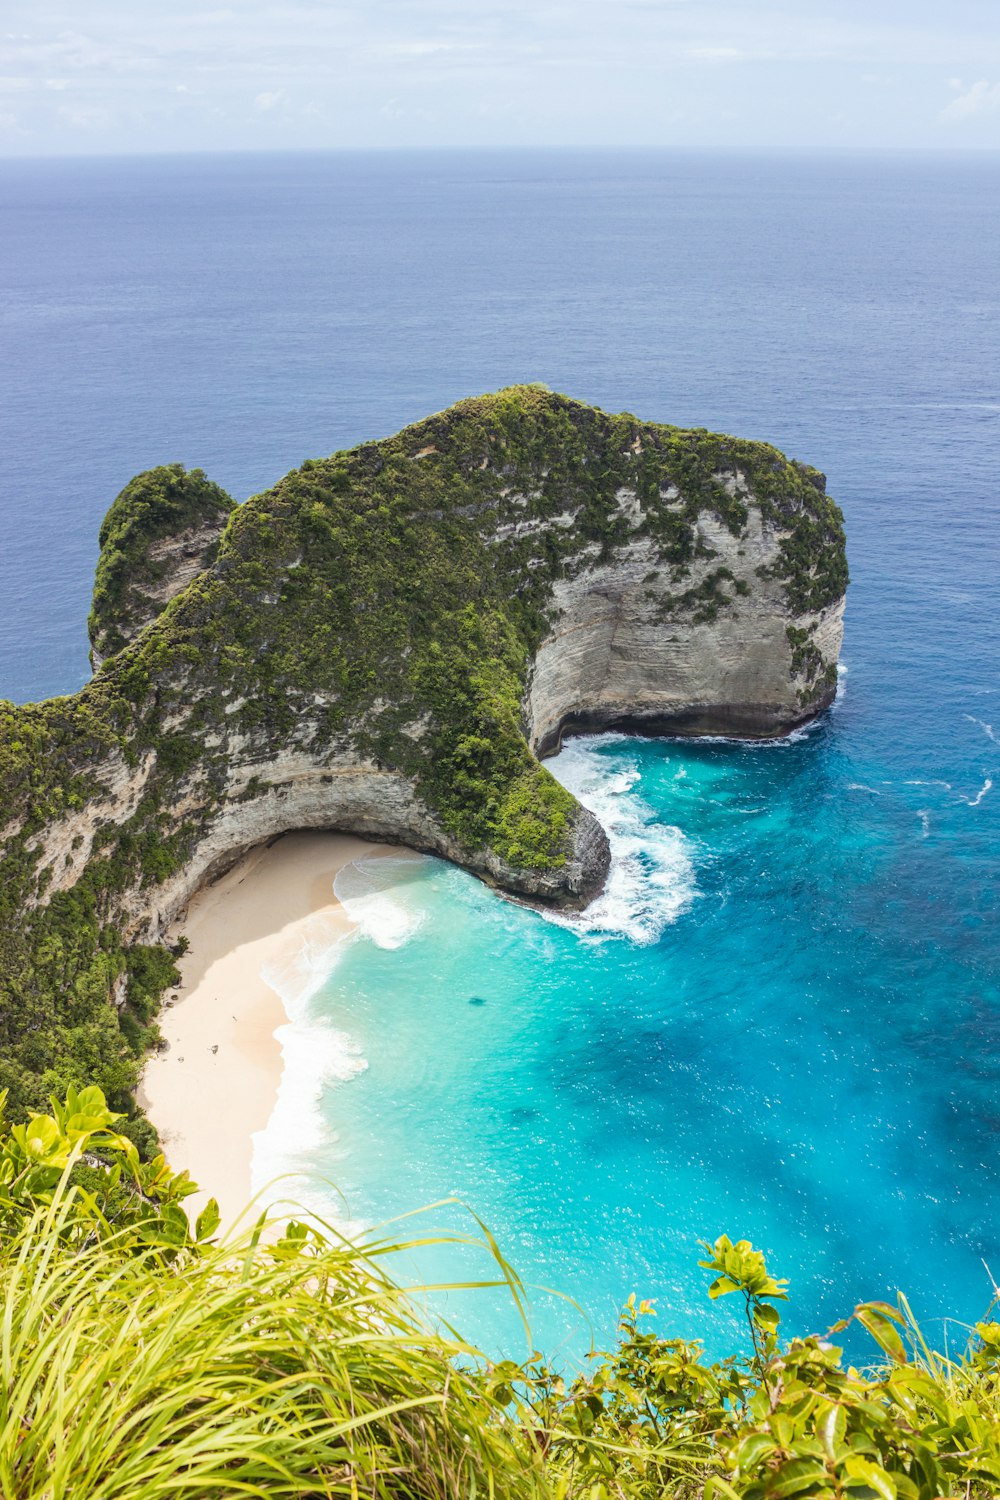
xmin=468 ymin=996 xmax=487 ymax=1006
xmin=508 ymin=1106 xmax=540 ymax=1125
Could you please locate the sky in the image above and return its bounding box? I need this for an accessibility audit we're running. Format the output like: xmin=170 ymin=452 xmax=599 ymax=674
xmin=1 ymin=1 xmax=1000 ymax=156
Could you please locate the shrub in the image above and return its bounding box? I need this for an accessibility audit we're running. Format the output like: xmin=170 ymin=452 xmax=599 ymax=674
xmin=1 ymin=1089 xmax=999 ymax=1497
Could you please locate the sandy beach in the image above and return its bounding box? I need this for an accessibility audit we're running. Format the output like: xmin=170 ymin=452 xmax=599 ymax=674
xmin=140 ymin=830 xmax=394 ymax=1231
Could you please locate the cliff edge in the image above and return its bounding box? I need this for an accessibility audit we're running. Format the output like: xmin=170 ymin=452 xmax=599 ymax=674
xmin=0 ymin=387 xmax=847 ymax=1122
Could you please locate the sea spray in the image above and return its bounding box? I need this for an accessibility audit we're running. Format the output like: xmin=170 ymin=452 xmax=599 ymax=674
xmin=546 ymin=735 xmax=697 ymax=943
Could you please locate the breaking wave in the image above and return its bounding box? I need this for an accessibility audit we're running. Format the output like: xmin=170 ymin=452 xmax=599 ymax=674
xmin=545 ymin=735 xmax=697 ymax=944
xmin=333 ymin=855 xmax=426 ymax=949
xmin=252 ymin=856 xmax=425 ymax=1221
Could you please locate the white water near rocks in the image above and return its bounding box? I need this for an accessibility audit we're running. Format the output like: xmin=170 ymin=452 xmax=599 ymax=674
xmin=250 ymin=749 xmax=702 ymax=1222
xmin=544 ymin=735 xmax=698 ymax=944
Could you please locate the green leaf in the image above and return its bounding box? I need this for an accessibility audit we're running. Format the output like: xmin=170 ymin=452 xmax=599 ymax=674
xmin=974 ymin=1320 xmax=1000 ymax=1348
xmin=23 ymin=1116 xmax=65 ymax=1162
xmin=195 ymin=1197 xmax=220 ymax=1242
xmin=854 ymin=1304 xmax=908 ymax=1364
xmin=763 ymin=1458 xmax=831 ymax=1497
xmin=704 ymin=1477 xmax=742 ymax=1500
xmin=843 ymin=1456 xmax=897 ymax=1500
xmin=708 ymin=1275 xmax=740 ymax=1299
xmin=735 ymin=1431 xmax=779 ymax=1472
xmin=817 ymin=1401 xmax=847 ymax=1460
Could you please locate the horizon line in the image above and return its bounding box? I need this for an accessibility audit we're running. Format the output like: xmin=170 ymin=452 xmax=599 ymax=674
xmin=3 ymin=142 xmax=1000 ymax=165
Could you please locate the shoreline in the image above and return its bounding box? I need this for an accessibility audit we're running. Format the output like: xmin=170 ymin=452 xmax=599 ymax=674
xmin=140 ymin=830 xmax=395 ymax=1231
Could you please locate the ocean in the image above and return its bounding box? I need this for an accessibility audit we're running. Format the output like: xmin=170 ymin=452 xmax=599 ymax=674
xmin=2 ymin=149 xmax=998 ymax=1361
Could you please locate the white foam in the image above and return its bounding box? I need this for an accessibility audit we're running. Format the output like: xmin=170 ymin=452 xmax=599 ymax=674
xmin=260 ymin=911 xmax=351 ymax=1019
xmin=967 ymin=778 xmax=993 ymax=808
xmin=917 ymin=810 xmax=931 ymax=838
xmin=251 ymin=854 xmax=427 ymax=1223
xmin=334 ymin=855 xmax=425 ymax=949
xmin=671 ymin=702 xmax=833 ymax=749
xmin=251 ymin=912 xmax=364 ymax=1220
xmin=965 ymin=714 xmax=1000 ymax=746
xmin=545 ymin=735 xmax=697 ymax=944
xmin=251 ymin=1020 xmax=368 ymax=1224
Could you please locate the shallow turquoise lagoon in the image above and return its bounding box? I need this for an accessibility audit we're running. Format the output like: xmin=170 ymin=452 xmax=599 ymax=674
xmin=2 ymin=149 xmax=998 ymax=1363
xmin=264 ymin=700 xmax=1000 ymax=1361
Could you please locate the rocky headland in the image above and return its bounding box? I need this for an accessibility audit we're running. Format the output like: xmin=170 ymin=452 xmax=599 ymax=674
xmin=0 ymin=386 xmax=847 ymax=1126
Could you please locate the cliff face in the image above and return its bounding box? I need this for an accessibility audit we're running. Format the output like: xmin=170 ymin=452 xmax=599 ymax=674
xmin=0 ymin=387 xmax=847 ymax=1119
xmin=526 ymin=505 xmax=844 ymax=751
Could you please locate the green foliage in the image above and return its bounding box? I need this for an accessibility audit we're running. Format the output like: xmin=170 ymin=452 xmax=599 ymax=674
xmin=656 ymin=567 xmax=744 ymax=625
xmin=0 ymin=1091 xmax=548 ymax=1498
xmin=772 ymin=505 xmax=850 ymax=615
xmin=786 ymin=625 xmax=826 ymax=681
xmin=0 ymin=1084 xmax=195 ymax=1247
xmin=409 ymin=604 xmax=575 ymax=866
xmin=537 ymin=1237 xmax=1000 ymax=1498
xmin=1 ymin=1092 xmax=997 ymax=1497
xmin=0 ymin=387 xmax=848 ymax=1137
xmin=89 ymin=463 xmax=236 ymax=663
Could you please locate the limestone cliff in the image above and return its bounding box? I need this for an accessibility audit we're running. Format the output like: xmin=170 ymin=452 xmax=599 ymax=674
xmin=88 ymin=465 xmax=236 ymax=670
xmin=0 ymin=387 xmax=846 ymax=1123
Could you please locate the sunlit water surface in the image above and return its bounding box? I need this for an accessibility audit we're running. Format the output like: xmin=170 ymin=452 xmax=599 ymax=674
xmin=1 ymin=149 xmax=998 ymax=1359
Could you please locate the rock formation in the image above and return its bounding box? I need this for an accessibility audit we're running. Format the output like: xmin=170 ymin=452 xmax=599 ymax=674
xmin=89 ymin=465 xmax=236 ymax=670
xmin=0 ymin=387 xmax=847 ymax=1119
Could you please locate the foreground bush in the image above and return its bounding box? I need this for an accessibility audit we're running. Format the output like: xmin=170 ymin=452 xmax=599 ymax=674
xmin=1 ymin=1089 xmax=999 ymax=1498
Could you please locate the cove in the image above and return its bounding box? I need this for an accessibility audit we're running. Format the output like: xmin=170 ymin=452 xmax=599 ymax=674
xmin=2 ymin=148 xmax=999 ymax=1368
xmin=258 ymin=699 xmax=1000 ymax=1362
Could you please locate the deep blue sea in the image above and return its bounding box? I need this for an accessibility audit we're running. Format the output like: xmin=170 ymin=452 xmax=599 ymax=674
xmin=2 ymin=150 xmax=999 ymax=1363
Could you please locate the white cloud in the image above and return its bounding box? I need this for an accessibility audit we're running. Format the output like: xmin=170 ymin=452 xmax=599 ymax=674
xmin=687 ymin=46 xmax=746 ymax=61
xmin=2 ymin=31 xmax=148 ymax=74
xmin=941 ymin=78 xmax=1000 ymax=120
xmin=2 ymin=0 xmax=1000 ymax=152
xmin=385 ymin=40 xmax=477 ymax=57
xmin=55 ymin=102 xmax=111 ymax=127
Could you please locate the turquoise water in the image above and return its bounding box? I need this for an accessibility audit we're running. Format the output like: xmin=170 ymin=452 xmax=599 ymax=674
xmin=2 ymin=149 xmax=998 ymax=1362
xmin=266 ymin=696 xmax=1000 ymax=1360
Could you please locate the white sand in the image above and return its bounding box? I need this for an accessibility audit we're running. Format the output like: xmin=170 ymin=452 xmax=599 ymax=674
xmin=140 ymin=831 xmax=395 ymax=1231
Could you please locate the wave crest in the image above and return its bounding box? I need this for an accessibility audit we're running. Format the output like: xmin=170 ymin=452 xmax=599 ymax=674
xmin=334 ymin=855 xmax=426 ymax=949
xmin=546 ymin=735 xmax=697 ymax=944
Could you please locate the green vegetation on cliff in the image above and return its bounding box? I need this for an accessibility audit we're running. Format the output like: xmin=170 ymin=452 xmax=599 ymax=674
xmin=0 ymin=387 xmax=847 ymax=1133
xmin=89 ymin=464 xmax=236 ymax=665
xmin=1 ymin=1089 xmax=997 ymax=1498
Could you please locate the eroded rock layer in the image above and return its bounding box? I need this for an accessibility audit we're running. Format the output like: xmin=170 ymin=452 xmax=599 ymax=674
xmin=0 ymin=387 xmax=847 ymax=1122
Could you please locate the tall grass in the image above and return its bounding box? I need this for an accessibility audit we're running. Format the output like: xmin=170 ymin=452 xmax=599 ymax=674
xmin=0 ymin=1188 xmax=550 ymax=1499
xmin=2 ymin=1091 xmax=1000 ymax=1498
